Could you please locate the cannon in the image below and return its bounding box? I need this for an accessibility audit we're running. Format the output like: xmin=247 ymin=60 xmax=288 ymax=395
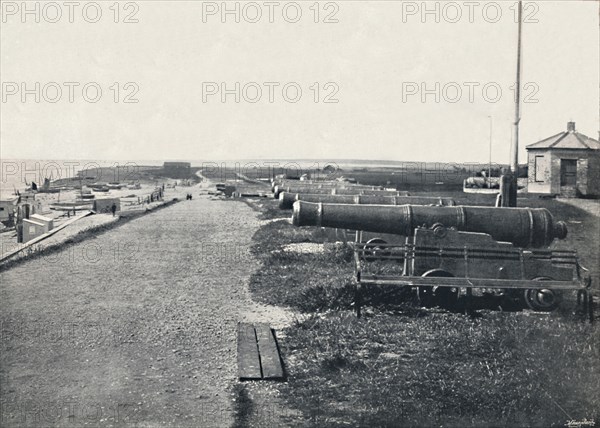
xmin=273 ymin=183 xmax=381 ymax=195
xmin=272 ymin=179 xmax=351 ymax=189
xmin=274 ymin=187 xmax=338 ymax=197
xmin=292 ymin=201 xmax=592 ymax=316
xmin=271 ymin=180 xmax=338 ymax=191
xmin=274 ymin=185 xmax=404 ymax=198
xmin=293 ymin=201 xmax=566 ymax=248
xmin=273 ymin=181 xmax=378 ymax=189
xmin=331 ymin=188 xmax=409 ymax=196
xmin=279 ymin=192 xmax=455 ymax=210
xmin=272 ymin=180 xmax=378 ymax=189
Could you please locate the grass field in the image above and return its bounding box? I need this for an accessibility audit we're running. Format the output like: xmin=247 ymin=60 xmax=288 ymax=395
xmin=241 ymin=191 xmax=600 ymax=427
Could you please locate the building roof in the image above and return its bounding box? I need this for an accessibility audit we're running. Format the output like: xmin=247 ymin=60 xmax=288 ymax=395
xmin=527 ymin=122 xmax=600 ymax=151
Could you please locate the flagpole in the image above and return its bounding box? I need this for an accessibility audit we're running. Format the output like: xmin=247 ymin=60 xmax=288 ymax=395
xmin=508 ymin=0 xmax=522 ymax=207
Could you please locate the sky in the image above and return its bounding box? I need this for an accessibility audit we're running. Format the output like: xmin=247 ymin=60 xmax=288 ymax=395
xmin=1 ymin=0 xmax=598 ymax=163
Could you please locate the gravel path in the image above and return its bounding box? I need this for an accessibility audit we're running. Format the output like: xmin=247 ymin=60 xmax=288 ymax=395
xmin=1 ymin=195 xmax=292 ymax=427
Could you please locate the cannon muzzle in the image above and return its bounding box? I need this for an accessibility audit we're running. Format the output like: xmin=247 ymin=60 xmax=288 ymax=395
xmin=279 ymin=192 xmax=455 ymax=210
xmin=292 ymin=201 xmax=568 ymax=248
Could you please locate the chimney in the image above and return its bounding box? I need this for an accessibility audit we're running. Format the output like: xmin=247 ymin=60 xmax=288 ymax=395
xmin=567 ymin=121 xmax=576 ymax=132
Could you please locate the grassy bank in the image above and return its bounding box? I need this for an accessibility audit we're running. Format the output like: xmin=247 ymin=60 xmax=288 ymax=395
xmin=244 ymin=196 xmax=600 ymax=427
xmin=280 ymin=311 xmax=599 ymax=427
xmin=249 ymin=219 xmax=355 ymax=312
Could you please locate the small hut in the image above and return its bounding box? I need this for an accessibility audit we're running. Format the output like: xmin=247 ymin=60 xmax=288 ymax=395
xmin=526 ymin=122 xmax=600 ymax=197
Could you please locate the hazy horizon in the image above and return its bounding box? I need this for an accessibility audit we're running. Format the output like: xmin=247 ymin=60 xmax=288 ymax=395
xmin=0 ymin=156 xmax=524 ymax=166
xmin=2 ymin=1 xmax=598 ymax=163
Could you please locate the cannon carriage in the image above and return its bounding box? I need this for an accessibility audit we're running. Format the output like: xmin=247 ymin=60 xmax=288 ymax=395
xmin=292 ymin=201 xmax=594 ymax=319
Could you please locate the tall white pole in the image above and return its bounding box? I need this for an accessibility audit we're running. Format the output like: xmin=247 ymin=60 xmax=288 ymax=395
xmin=509 ymin=0 xmax=523 ymax=206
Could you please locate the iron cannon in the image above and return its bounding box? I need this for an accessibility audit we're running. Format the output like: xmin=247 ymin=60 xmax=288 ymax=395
xmin=291 ymin=202 xmax=592 ymax=317
xmin=274 ymin=185 xmax=406 ymax=198
xmin=271 ymin=180 xmax=340 ymax=191
xmin=274 ymin=184 xmax=384 ymax=198
xmin=273 ymin=187 xmax=337 ymax=197
xmin=292 ymin=201 xmax=567 ymax=248
xmin=271 ymin=179 xmax=361 ymax=189
xmin=272 ymin=180 xmax=380 ymax=189
xmin=330 ymin=188 xmax=410 ymax=196
xmin=279 ymin=192 xmax=455 ymax=210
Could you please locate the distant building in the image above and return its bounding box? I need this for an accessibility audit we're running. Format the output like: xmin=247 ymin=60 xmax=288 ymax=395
xmin=526 ymin=122 xmax=600 ymax=197
xmin=163 ymin=162 xmax=191 ymax=179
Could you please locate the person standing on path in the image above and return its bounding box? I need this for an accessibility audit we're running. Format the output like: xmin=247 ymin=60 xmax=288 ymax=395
xmin=111 ymin=203 xmax=117 ymax=217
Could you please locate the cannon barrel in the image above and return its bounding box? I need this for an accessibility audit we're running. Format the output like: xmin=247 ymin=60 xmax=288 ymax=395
xmin=273 ymin=180 xmax=381 ymax=189
xmin=274 ymin=185 xmax=406 ymax=198
xmin=274 ymin=187 xmax=336 ymax=197
xmin=272 ymin=181 xmax=323 ymax=191
xmin=331 ymin=188 xmax=409 ymax=196
xmin=292 ymin=201 xmax=568 ymax=248
xmin=274 ymin=180 xmax=368 ymax=186
xmin=279 ymin=192 xmax=455 ymax=210
xmin=274 ymin=183 xmax=381 ymax=190
xmin=274 ymin=184 xmax=384 ymax=198
xmin=272 ymin=180 xmax=356 ymax=188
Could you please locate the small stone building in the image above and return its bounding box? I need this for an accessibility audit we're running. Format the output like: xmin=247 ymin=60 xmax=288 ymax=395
xmin=526 ymin=122 xmax=600 ymax=197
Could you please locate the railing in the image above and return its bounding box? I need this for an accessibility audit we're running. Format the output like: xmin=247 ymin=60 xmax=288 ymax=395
xmin=353 ymin=242 xmax=588 ymax=290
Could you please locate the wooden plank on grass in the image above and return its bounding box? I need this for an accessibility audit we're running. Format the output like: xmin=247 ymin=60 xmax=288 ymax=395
xmin=237 ymin=323 xmax=262 ymax=380
xmin=255 ymin=323 xmax=284 ymax=380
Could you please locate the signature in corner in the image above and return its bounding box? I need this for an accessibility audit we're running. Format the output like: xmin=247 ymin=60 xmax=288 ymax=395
xmin=566 ymin=419 xmax=595 ymax=428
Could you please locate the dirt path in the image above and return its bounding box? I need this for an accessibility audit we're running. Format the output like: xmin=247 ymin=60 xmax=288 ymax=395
xmin=0 ymin=194 xmax=292 ymax=427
